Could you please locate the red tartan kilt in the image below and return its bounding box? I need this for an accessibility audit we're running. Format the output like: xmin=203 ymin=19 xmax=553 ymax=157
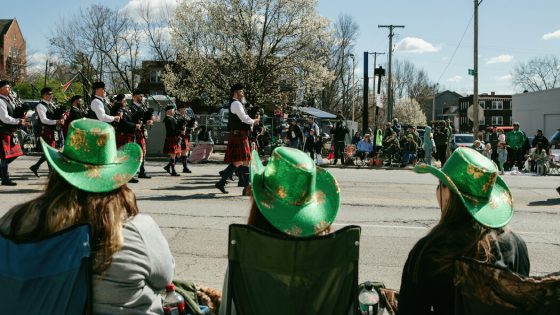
xmin=135 ymin=131 xmax=147 ymax=154
xmin=224 ymin=130 xmax=251 ymax=163
xmin=0 ymin=133 xmax=23 ymax=159
xmin=37 ymin=129 xmax=56 ymax=152
xmin=116 ymin=133 xmax=134 ymax=148
xmin=180 ymin=135 xmax=190 ymax=152
xmin=163 ymin=136 xmax=181 ymax=155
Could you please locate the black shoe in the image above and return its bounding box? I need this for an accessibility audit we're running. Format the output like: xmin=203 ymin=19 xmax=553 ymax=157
xmin=138 ymin=173 xmax=151 ymax=179
xmin=215 ymin=182 xmax=228 ymax=194
xmin=29 ymin=165 xmax=40 ymax=178
xmin=242 ymin=186 xmax=252 ymax=196
xmin=170 ymin=171 xmax=180 ymax=176
xmin=163 ymin=165 xmax=171 ymax=174
xmin=183 ymin=167 xmax=192 ymax=173
xmin=128 ymin=178 xmax=139 ymax=183
xmin=1 ymin=180 xmax=17 ymax=186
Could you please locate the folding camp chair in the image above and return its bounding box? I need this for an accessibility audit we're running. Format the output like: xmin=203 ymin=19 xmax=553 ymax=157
xmin=224 ymin=224 xmax=361 ymax=315
xmin=0 ymin=224 xmax=92 ymax=315
xmin=454 ymin=257 xmax=560 ymax=315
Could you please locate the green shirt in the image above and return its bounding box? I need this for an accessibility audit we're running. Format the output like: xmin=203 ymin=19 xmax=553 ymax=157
xmin=506 ymin=130 xmax=526 ymax=149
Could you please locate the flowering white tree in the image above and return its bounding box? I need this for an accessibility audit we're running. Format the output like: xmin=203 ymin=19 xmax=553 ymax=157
xmin=393 ymin=98 xmax=427 ymax=127
xmin=164 ymin=0 xmax=334 ymax=110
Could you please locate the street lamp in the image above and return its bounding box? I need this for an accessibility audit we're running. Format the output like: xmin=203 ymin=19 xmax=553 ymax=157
xmin=348 ymin=53 xmax=355 ymax=121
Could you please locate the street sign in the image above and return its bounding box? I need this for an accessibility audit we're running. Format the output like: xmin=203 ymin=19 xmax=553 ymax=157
xmin=468 ymin=69 xmax=476 ymax=76
xmin=467 ymin=104 xmax=484 ymax=121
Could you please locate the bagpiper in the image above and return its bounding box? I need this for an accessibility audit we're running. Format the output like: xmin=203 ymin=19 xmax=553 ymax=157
xmin=130 ymin=90 xmax=153 ymax=179
xmin=89 ymin=81 xmax=121 ymax=124
xmin=29 ymin=87 xmax=65 ymax=177
xmin=175 ymin=102 xmax=195 ymax=173
xmin=215 ymin=84 xmax=259 ymax=195
xmin=0 ymin=80 xmax=27 ymax=186
xmin=162 ymin=105 xmax=182 ymax=176
xmin=111 ymin=94 xmax=141 ymax=183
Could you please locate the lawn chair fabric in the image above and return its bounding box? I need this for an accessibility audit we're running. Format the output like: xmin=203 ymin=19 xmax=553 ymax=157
xmin=454 ymin=257 xmax=560 ymax=315
xmin=0 ymin=224 xmax=91 ymax=315
xmin=224 ymin=224 xmax=361 ymax=315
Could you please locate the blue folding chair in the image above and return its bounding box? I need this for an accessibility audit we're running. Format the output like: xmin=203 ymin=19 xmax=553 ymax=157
xmin=0 ymin=224 xmax=92 ymax=315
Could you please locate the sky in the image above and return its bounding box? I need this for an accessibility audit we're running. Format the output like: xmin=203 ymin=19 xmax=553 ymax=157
xmin=6 ymin=0 xmax=560 ymax=96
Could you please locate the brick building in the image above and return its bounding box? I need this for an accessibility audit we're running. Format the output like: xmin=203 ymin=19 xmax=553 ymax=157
xmin=458 ymin=92 xmax=512 ymax=133
xmin=0 ymin=18 xmax=26 ymax=82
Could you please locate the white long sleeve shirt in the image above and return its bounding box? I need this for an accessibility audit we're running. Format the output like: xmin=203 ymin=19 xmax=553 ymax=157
xmin=0 ymin=95 xmax=21 ymax=125
xmin=230 ymin=100 xmax=254 ymax=125
xmin=90 ymin=96 xmax=114 ymax=123
xmin=36 ymin=102 xmax=57 ymax=125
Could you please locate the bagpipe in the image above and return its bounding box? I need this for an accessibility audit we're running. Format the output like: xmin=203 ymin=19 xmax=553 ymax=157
xmin=10 ymin=92 xmax=30 ymax=119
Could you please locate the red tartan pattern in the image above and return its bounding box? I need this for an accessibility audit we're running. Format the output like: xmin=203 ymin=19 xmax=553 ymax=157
xmin=0 ymin=133 xmax=23 ymax=159
xmin=224 ymin=131 xmax=251 ymax=163
xmin=116 ymin=133 xmax=134 ymax=149
xmin=163 ymin=136 xmax=181 ymax=155
xmin=135 ymin=130 xmax=147 ymax=154
xmin=180 ymin=135 xmax=190 ymax=152
xmin=36 ymin=128 xmax=57 ymax=152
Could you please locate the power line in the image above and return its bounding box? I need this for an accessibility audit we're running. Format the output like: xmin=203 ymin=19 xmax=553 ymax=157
xmin=436 ymin=13 xmax=474 ymax=84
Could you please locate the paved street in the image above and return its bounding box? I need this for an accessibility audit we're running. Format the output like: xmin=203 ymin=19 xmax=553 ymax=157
xmin=1 ymin=154 xmax=559 ymax=291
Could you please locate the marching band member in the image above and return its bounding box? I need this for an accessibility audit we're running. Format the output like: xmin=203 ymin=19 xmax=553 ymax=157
xmin=175 ymin=102 xmax=195 ymax=173
xmin=89 ymin=81 xmax=121 ymax=124
xmin=0 ymin=80 xmax=26 ymax=186
xmin=162 ymin=105 xmax=182 ymax=176
xmin=112 ymin=94 xmax=141 ymax=183
xmin=130 ymin=90 xmax=152 ymax=179
xmin=29 ymin=87 xmax=65 ymax=177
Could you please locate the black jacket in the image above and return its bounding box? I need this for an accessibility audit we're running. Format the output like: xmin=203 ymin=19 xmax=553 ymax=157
xmin=397 ymin=228 xmax=530 ymax=315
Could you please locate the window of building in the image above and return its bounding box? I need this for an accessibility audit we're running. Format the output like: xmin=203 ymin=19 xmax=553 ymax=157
xmin=479 ymin=100 xmax=485 ymax=108
xmin=492 ymin=116 xmax=503 ymax=125
xmin=149 ymin=69 xmax=162 ymax=83
xmin=491 ymin=101 xmax=503 ymax=110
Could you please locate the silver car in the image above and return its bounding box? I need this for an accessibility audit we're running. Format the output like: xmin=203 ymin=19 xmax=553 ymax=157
xmin=450 ymin=133 xmax=476 ymax=152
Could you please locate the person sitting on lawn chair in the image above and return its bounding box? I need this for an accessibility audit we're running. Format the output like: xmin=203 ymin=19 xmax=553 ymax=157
xmin=0 ymin=119 xmax=175 ymax=315
xmin=397 ymin=147 xmax=530 ymax=315
xmin=400 ymin=134 xmax=418 ymax=167
xmin=356 ymin=133 xmax=374 ymax=163
xmin=219 ymin=147 xmax=343 ymax=315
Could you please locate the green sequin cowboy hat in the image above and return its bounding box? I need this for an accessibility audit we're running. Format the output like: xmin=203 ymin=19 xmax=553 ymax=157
xmin=414 ymin=147 xmax=513 ymax=228
xmin=40 ymin=118 xmax=142 ymax=193
xmin=250 ymin=147 xmax=340 ymax=237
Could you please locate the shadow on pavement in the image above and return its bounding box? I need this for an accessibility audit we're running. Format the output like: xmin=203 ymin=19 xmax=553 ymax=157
xmin=0 ymin=188 xmax=42 ymax=194
xmin=137 ymin=193 xmax=236 ymax=201
xmin=528 ymin=198 xmax=560 ymax=206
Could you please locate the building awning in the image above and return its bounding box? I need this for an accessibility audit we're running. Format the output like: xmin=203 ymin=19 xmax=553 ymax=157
xmin=294 ymin=106 xmax=337 ymax=119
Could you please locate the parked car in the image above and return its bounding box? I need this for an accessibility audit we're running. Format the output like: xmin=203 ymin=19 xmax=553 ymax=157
xmin=450 ymin=133 xmax=476 ymax=152
xmin=550 ymin=129 xmax=560 ymax=150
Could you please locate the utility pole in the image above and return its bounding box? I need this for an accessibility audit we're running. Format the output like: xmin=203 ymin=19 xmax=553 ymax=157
xmin=349 ymin=54 xmax=355 ymax=121
xmin=363 ymin=52 xmax=369 ymax=133
xmin=473 ymin=0 xmax=482 ymax=137
xmin=379 ymin=24 xmax=405 ymax=123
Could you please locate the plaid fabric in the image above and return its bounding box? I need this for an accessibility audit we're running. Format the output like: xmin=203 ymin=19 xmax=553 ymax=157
xmin=36 ymin=128 xmax=57 ymax=152
xmin=116 ymin=132 xmax=134 ymax=149
xmin=135 ymin=130 xmax=147 ymax=154
xmin=163 ymin=136 xmax=181 ymax=155
xmin=224 ymin=130 xmax=251 ymax=163
xmin=180 ymin=134 xmax=190 ymax=152
xmin=0 ymin=133 xmax=23 ymax=159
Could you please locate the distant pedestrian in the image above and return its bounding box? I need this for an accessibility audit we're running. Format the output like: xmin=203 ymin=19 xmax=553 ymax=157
xmin=506 ymin=122 xmax=526 ymax=171
xmin=330 ymin=120 xmax=349 ymax=165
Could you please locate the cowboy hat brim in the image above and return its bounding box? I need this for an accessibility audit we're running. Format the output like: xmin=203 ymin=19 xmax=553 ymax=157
xmin=41 ymin=138 xmax=142 ymax=193
xmin=414 ymin=163 xmax=513 ymax=228
xmin=250 ymin=150 xmax=340 ymax=237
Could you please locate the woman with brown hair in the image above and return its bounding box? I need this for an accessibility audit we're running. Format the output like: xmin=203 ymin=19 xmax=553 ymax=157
xmin=397 ymin=148 xmax=530 ymax=314
xmin=219 ymin=147 xmax=341 ymax=315
xmin=0 ymin=119 xmax=174 ymax=315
